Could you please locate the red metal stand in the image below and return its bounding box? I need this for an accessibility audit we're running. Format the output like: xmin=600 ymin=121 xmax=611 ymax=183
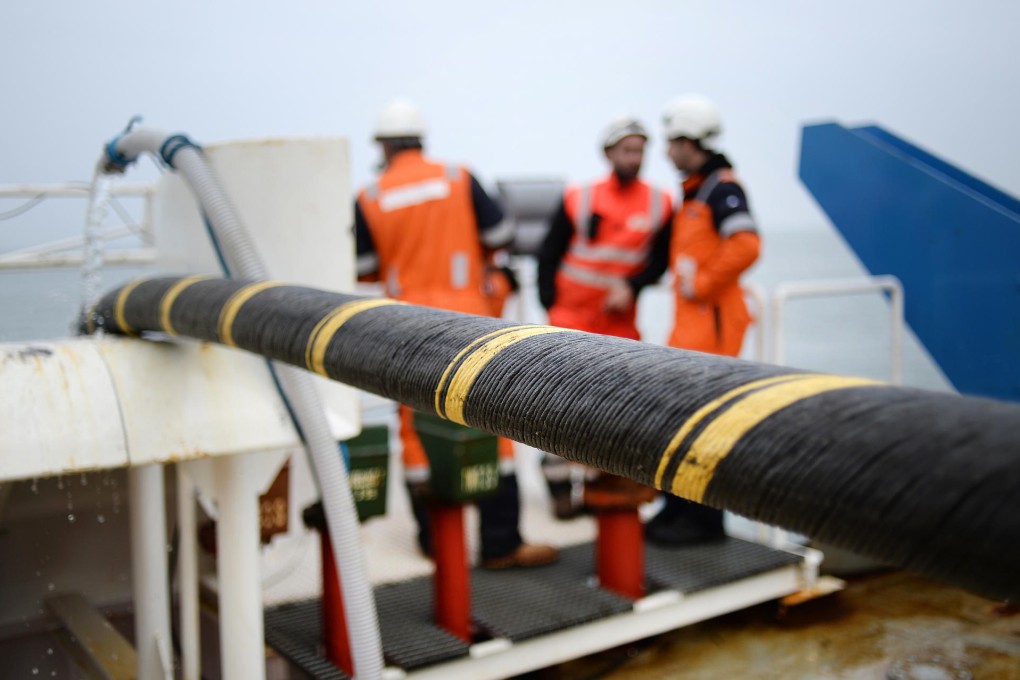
xmin=596 ymin=509 xmax=645 ymax=599
xmin=429 ymin=504 xmax=472 ymax=642
xmin=585 ymin=474 xmax=655 ymax=600
xmin=318 ymin=531 xmax=354 ymax=676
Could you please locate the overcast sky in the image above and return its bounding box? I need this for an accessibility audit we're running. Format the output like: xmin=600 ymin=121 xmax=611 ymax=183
xmin=2 ymin=0 xmax=1018 ymax=250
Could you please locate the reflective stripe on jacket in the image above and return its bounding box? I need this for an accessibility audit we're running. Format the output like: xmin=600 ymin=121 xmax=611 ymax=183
xmin=668 ymin=168 xmax=760 ymax=356
xmin=357 ymin=150 xmax=490 ymax=316
xmin=549 ymin=175 xmax=670 ymax=338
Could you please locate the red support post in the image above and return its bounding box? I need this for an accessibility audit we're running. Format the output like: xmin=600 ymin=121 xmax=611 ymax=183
xmin=595 ymin=509 xmax=645 ymax=599
xmin=429 ymin=504 xmax=472 ymax=642
xmin=319 ymin=531 xmax=354 ymax=676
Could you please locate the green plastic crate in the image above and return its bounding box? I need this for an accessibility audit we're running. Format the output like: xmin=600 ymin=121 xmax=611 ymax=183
xmin=346 ymin=424 xmax=389 ymax=521
xmin=412 ymin=412 xmax=500 ymax=503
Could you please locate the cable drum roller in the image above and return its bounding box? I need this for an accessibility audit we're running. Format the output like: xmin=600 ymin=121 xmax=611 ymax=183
xmin=85 ymin=275 xmax=1020 ymax=603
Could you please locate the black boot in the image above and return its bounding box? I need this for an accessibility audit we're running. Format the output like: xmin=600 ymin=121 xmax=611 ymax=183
xmin=476 ymin=473 xmax=523 ymax=562
xmin=645 ymin=495 xmax=725 ymax=547
xmin=478 ymin=473 xmax=558 ymax=569
xmin=406 ymin=481 xmax=433 ymax=557
xmin=546 ymin=479 xmax=579 ymax=520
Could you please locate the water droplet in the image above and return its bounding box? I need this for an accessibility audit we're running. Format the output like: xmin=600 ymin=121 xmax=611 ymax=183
xmin=35 ymin=570 xmax=41 ymax=577
xmin=57 ymin=477 xmax=64 ymax=491
xmin=31 ymin=667 xmax=39 ymax=675
xmin=46 ymin=648 xmax=53 ymax=655
xmin=67 ymin=513 xmax=76 ymax=523
xmin=111 ymin=653 xmax=118 ymax=661
xmin=80 ymin=473 xmax=87 ymax=486
xmin=97 ymin=514 xmax=106 ymax=524
xmin=47 ymin=583 xmax=55 ymax=591
xmin=31 ymin=479 xmax=39 ymax=494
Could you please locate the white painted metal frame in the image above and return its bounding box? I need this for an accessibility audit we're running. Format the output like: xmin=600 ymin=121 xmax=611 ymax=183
xmin=0 ymin=182 xmax=155 ymax=269
xmin=129 ymin=464 xmax=174 ymax=680
xmin=769 ymin=275 xmax=904 ymax=385
xmin=743 ymin=282 xmax=767 ymax=363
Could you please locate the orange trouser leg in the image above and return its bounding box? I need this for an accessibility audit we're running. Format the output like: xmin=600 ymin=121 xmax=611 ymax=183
xmin=399 ymin=405 xmax=429 ymax=483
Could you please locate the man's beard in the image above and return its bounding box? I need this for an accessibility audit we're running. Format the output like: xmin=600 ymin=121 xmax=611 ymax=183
xmin=614 ymin=168 xmax=639 ymax=183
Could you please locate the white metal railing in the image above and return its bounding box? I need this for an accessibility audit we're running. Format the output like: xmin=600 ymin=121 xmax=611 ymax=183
xmin=770 ymin=275 xmax=904 ymax=385
xmin=0 ymin=182 xmax=156 ymax=270
xmin=763 ymin=275 xmax=904 ymax=548
xmin=743 ymin=282 xmax=767 ymax=363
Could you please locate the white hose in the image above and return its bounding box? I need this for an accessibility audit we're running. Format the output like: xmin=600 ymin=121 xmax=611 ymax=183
xmin=110 ymin=127 xmax=385 ymax=680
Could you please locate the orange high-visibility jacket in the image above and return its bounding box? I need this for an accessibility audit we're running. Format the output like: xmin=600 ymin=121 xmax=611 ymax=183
xmin=357 ymin=150 xmax=492 ymax=316
xmin=357 ymin=150 xmax=513 ymax=475
xmin=549 ymin=175 xmax=671 ymax=338
xmin=668 ymin=168 xmax=760 ymax=356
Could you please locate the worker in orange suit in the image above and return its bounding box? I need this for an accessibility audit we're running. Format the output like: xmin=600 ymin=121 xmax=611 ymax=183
xmin=354 ymin=99 xmax=557 ymax=569
xmin=642 ymin=94 xmax=761 ymax=545
xmin=537 ymin=117 xmax=673 ymax=518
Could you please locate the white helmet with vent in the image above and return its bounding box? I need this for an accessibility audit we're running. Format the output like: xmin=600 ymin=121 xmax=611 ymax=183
xmin=662 ymin=94 xmax=721 ymax=146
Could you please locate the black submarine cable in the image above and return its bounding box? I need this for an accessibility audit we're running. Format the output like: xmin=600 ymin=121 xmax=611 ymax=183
xmin=85 ymin=275 xmax=1020 ymax=604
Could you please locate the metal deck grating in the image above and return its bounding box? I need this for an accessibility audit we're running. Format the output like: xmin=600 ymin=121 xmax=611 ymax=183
xmin=264 ymin=537 xmax=804 ymax=678
xmin=471 ymin=544 xmax=633 ymax=642
xmin=264 ymin=601 xmax=350 ymax=680
xmin=372 ymin=579 xmax=472 ymax=669
xmin=645 ymin=537 xmax=804 ymax=594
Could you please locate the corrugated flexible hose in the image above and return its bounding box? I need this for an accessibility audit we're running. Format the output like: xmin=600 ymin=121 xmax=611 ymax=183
xmin=99 ymin=127 xmax=385 ymax=680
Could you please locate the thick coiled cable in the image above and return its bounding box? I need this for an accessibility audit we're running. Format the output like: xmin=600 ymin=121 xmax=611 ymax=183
xmin=86 ymin=276 xmax=1020 ymax=604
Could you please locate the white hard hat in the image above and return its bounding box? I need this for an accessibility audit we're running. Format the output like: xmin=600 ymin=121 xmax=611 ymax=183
xmin=662 ymin=94 xmax=721 ymax=146
xmin=601 ymin=116 xmax=648 ymax=149
xmin=373 ymin=99 xmax=426 ymax=140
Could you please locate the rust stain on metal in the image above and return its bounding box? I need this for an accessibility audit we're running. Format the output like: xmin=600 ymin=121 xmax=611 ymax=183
xmin=163 ymin=448 xmax=212 ymax=463
xmin=543 ymin=571 xmax=1020 ymax=679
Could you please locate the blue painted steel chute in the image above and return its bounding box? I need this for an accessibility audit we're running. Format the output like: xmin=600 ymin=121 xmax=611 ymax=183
xmin=799 ymin=121 xmax=1020 ymax=402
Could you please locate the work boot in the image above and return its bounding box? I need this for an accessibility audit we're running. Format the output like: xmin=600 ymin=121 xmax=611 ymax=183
xmin=645 ymin=495 xmax=725 ymax=547
xmin=478 ymin=473 xmax=558 ymax=568
xmin=481 ymin=542 xmax=559 ymax=570
xmin=542 ymin=454 xmax=578 ymax=520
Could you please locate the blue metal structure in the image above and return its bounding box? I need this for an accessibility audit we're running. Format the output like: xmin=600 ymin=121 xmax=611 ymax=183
xmin=799 ymin=122 xmax=1020 ymax=402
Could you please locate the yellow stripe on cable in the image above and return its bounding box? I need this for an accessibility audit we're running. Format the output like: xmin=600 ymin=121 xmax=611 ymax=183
xmin=113 ymin=277 xmax=147 ymax=336
xmin=305 ymin=298 xmax=401 ymax=376
xmin=433 ymin=325 xmax=542 ymax=417
xmin=159 ymin=275 xmax=213 ymax=336
xmin=442 ymin=326 xmax=571 ymax=425
xmin=670 ymin=374 xmax=880 ymax=502
xmin=218 ymin=281 xmax=285 ymax=347
xmin=653 ymin=374 xmax=807 ymax=489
